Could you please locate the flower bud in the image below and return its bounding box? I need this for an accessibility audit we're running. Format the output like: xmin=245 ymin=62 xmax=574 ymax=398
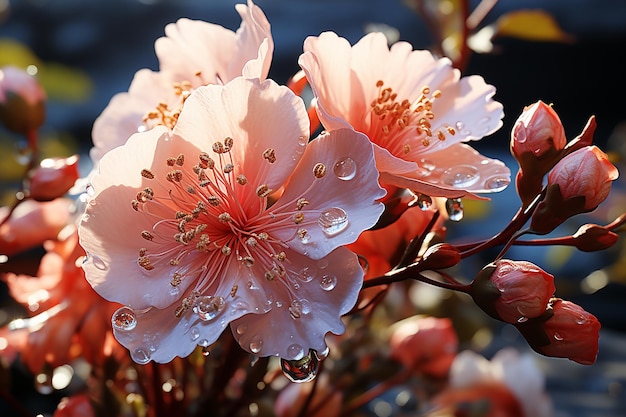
xmin=420 ymin=243 xmax=461 ymax=270
xmin=27 ymin=155 xmax=80 ymax=201
xmin=53 ymin=394 xmax=96 ymax=417
xmin=470 ymin=260 xmax=555 ymax=324
xmin=516 ymin=298 xmax=600 ymax=365
xmin=0 ymin=66 xmax=46 ymax=134
xmin=389 ymin=315 xmax=458 ymax=378
xmin=530 ymin=146 xmax=618 ymax=234
xmin=511 ymin=100 xmax=566 ymax=159
xmin=572 ymin=224 xmax=619 ymax=252
xmin=511 ymin=101 xmax=567 ymax=207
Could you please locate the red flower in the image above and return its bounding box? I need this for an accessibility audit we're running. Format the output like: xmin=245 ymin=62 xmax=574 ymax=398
xmin=27 ymin=155 xmax=80 ymax=202
xmin=389 ymin=315 xmax=458 ymax=378
xmin=511 ymin=100 xmax=566 ymax=160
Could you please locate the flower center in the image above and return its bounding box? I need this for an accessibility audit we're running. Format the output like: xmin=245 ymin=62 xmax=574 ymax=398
xmin=130 ymin=136 xmax=330 ymax=321
xmin=370 ymin=80 xmax=456 ymax=154
xmin=141 ymin=72 xmax=205 ymax=131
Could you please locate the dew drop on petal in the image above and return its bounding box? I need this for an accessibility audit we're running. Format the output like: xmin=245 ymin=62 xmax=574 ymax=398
xmin=91 ymin=254 xmax=107 ymax=271
xmin=318 ymin=207 xmax=349 ymax=236
xmin=441 ymin=165 xmax=480 ymax=188
xmin=298 ymin=265 xmax=317 ymax=282
xmin=112 ymin=306 xmax=137 ymax=331
xmin=485 ymin=176 xmax=511 ymax=192
xmin=416 ymin=159 xmax=436 ymax=177
xmin=236 ymin=324 xmax=248 ymax=335
xmin=289 ymin=300 xmax=303 ymax=319
xmin=169 ymin=286 xmax=180 ymax=296
xmin=287 ymin=343 xmax=305 ymax=360
xmin=318 ymin=259 xmax=329 ymax=269
xmin=320 ymin=274 xmax=337 ymax=291
xmin=250 ymin=336 xmax=263 ymax=354
xmin=194 ymin=296 xmax=225 ymax=321
xmin=517 ymin=316 xmax=528 ymax=323
xmin=333 ymin=157 xmax=357 ymax=181
xmin=131 ymin=347 xmax=151 ymax=364
xmin=281 ymin=349 xmax=320 ymax=383
xmin=553 ymin=333 xmax=563 ymax=341
xmin=318 ymin=346 xmax=330 ymax=360
xmin=298 ymin=136 xmax=308 ymax=146
xmin=455 ymin=121 xmax=465 ymax=130
xmin=445 ymin=198 xmax=464 ymax=222
xmin=190 ymin=327 xmax=200 ymax=341
xmin=199 ymin=339 xmax=210 ymax=347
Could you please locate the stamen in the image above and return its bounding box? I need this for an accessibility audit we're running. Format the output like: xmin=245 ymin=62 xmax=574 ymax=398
xmin=263 ymin=148 xmax=277 ymax=163
xmin=313 ymin=163 xmax=326 ymax=178
xmin=141 ymin=169 xmax=155 ymax=179
xmin=256 ymin=184 xmax=272 ymax=198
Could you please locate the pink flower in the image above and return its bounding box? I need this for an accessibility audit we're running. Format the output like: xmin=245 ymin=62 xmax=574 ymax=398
xmin=434 ymin=349 xmax=552 ymax=417
xmin=518 ymin=298 xmax=600 ymax=365
xmin=470 ymin=260 xmax=555 ymax=324
xmin=79 ymin=77 xmax=385 ymax=363
xmin=389 ymin=315 xmax=458 ymax=378
xmin=299 ymin=32 xmax=509 ymax=199
xmin=90 ymin=0 xmax=272 ymax=164
xmin=530 ymin=146 xmax=619 ymax=234
xmin=0 ymin=65 xmax=46 ymax=134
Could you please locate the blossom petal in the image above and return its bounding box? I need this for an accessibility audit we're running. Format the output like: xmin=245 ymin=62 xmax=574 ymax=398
xmin=80 ymin=126 xmax=201 ymax=310
xmin=173 ymin=77 xmax=310 ymax=193
xmin=271 ymin=128 xmax=386 ymax=259
xmin=380 ymin=143 xmax=510 ymax=199
xmin=230 ymin=246 xmax=362 ymax=359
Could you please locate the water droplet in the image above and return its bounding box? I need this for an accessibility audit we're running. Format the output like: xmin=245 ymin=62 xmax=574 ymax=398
xmin=298 ymin=230 xmax=311 ymax=243
xmin=190 ymin=327 xmax=200 ymax=341
xmin=414 ymin=193 xmax=432 ymax=210
xmin=517 ymin=316 xmax=528 ymax=323
xmin=112 ymin=306 xmax=137 ymax=331
xmin=202 ymin=347 xmax=210 ymax=357
xmin=298 ymin=265 xmax=317 ymax=282
xmin=91 ymin=254 xmax=107 ymax=271
xmin=236 ymin=324 xmax=248 ymax=335
xmin=250 ymin=336 xmax=263 ymax=354
xmin=445 ymin=198 xmax=464 ymax=222
xmin=333 ymin=157 xmax=357 ymax=180
xmin=298 ymin=136 xmax=308 ymax=146
xmin=576 ymin=316 xmax=588 ymax=325
xmin=320 ymin=274 xmax=337 ymax=291
xmin=86 ymin=183 xmax=95 ymax=197
xmin=441 ymin=165 xmax=480 ymax=188
xmin=289 ymin=300 xmax=303 ymax=319
xmin=193 ymin=296 xmax=225 ymax=321
xmin=199 ymin=339 xmax=210 ymax=347
xmin=281 ymin=349 xmax=320 ymax=383
xmin=485 ymin=176 xmax=510 ymax=192
xmin=287 ymin=343 xmax=305 ymax=360
xmin=169 ymin=286 xmax=180 ymax=296
xmin=553 ymin=333 xmax=563 ymax=341
xmin=318 ymin=207 xmax=349 ymax=236
xmin=318 ymin=346 xmax=330 ymax=359
xmin=416 ymin=158 xmax=436 ymax=176
xmin=131 ymin=347 xmax=151 ymax=364
xmin=455 ymin=121 xmax=465 ymax=130
xmin=318 ymin=259 xmax=329 ymax=269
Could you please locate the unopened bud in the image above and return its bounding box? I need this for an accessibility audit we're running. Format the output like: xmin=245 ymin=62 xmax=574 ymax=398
xmin=572 ymin=224 xmax=618 ymax=252
xmin=420 ymin=243 xmax=461 ymax=270
xmin=27 ymin=155 xmax=80 ymax=201
xmin=511 ymin=100 xmax=566 ymax=159
xmin=0 ymin=66 xmax=46 ymax=134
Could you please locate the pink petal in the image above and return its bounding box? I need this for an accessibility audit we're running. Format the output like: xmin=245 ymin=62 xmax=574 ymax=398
xmin=173 ymin=78 xmax=310 ymax=194
xmin=230 ymin=246 xmax=362 ymax=359
xmin=80 ymin=127 xmax=199 ymax=310
xmin=379 ymin=143 xmax=510 ymax=199
xmin=271 ymin=128 xmax=386 ymax=259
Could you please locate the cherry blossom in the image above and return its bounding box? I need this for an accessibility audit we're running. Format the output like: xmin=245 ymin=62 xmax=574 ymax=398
xmin=79 ymin=77 xmax=385 ymax=363
xmin=299 ymin=31 xmax=509 ymax=199
xmin=90 ymin=0 xmax=273 ymax=164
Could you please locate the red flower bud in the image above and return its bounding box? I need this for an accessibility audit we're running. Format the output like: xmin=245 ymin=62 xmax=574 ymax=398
xmin=389 ymin=316 xmax=458 ymax=378
xmin=517 ymin=298 xmax=600 ymax=365
xmin=470 ymin=260 xmax=555 ymax=324
xmin=53 ymin=394 xmax=95 ymax=417
xmin=572 ymin=224 xmax=619 ymax=252
xmin=0 ymin=66 xmax=46 ymax=134
xmin=27 ymin=155 xmax=80 ymax=201
xmin=530 ymin=146 xmax=619 ymax=234
xmin=511 ymin=100 xmax=566 ymax=159
xmin=420 ymin=243 xmax=461 ymax=270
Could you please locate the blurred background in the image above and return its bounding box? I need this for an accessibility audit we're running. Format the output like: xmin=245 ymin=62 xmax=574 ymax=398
xmin=1 ymin=0 xmax=626 ymax=416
